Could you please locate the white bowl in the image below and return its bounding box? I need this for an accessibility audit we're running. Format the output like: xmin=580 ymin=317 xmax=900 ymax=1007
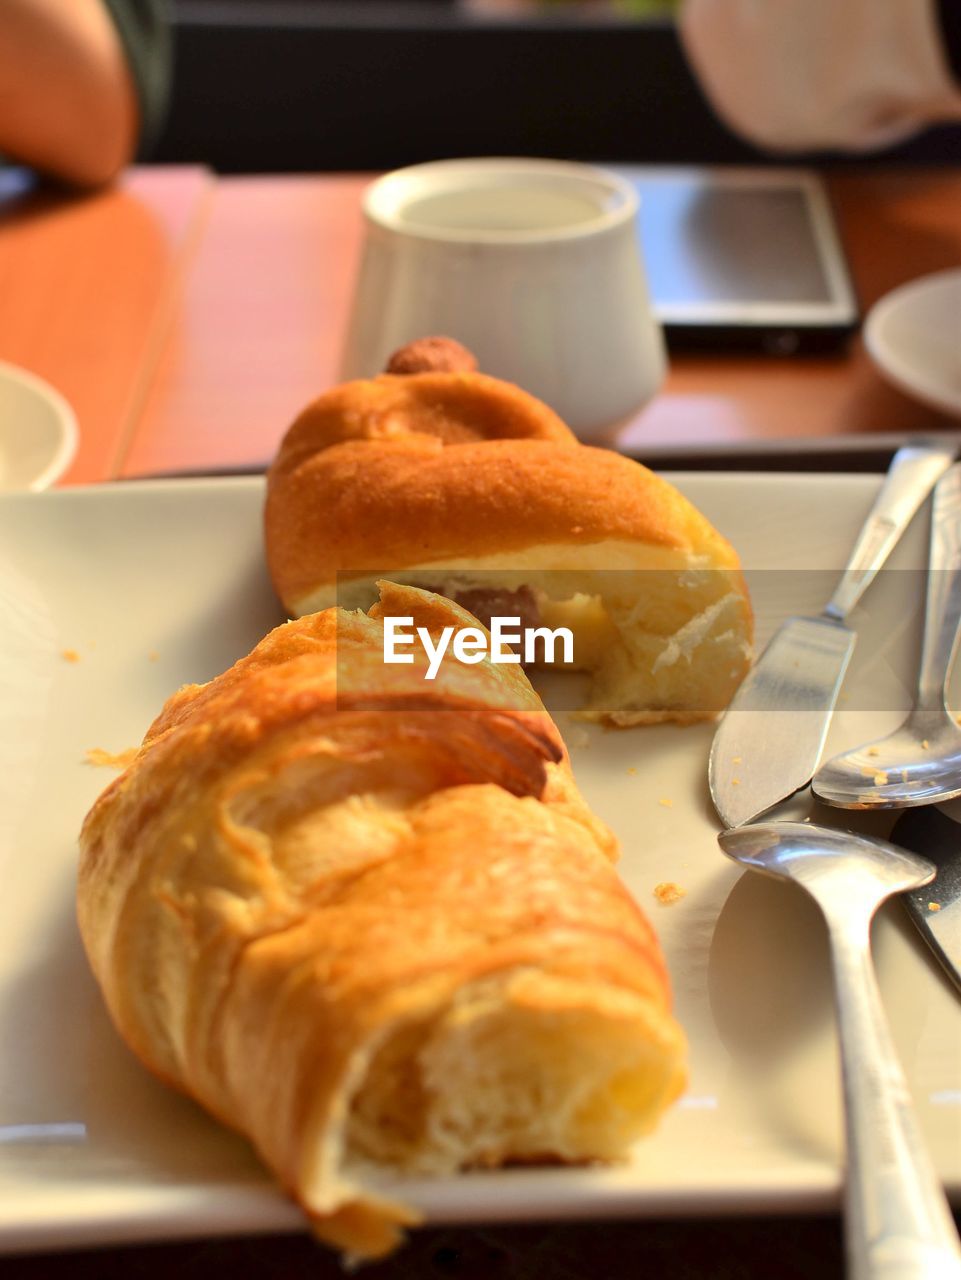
xmin=0 ymin=361 xmax=78 ymax=491
xmin=864 ymin=268 xmax=961 ymax=419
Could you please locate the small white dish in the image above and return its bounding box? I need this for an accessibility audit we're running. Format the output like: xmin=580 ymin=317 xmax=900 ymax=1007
xmin=864 ymin=269 xmax=961 ymax=419
xmin=341 ymin=158 xmax=666 ymax=440
xmin=0 ymin=361 xmax=78 ymax=491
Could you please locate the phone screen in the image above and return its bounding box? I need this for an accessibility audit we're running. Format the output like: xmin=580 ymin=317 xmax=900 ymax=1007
xmin=635 ymin=182 xmax=834 ymax=306
xmin=612 ymin=168 xmax=857 ymax=351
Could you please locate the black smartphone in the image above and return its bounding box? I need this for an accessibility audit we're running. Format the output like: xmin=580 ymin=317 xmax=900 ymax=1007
xmin=615 ymin=166 xmax=859 ymax=355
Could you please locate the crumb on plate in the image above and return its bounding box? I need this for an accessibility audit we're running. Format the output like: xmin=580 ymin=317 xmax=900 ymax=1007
xmin=61 ymin=649 xmax=80 ymax=663
xmin=657 ymin=796 xmax=673 ymax=808
xmin=928 ymin=902 xmax=942 ymax=912
xmin=654 ymin=881 xmax=686 ymax=905
xmin=147 ymin=650 xmax=160 ymax=663
xmin=85 ymin=746 xmax=138 ymax=770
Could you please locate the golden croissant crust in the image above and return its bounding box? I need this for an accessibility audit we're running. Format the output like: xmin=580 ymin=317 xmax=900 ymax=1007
xmin=78 ymin=583 xmax=686 ymax=1260
xmin=264 ymin=341 xmax=753 ymax=725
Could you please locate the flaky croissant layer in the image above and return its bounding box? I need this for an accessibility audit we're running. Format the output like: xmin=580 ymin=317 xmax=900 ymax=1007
xmin=78 ymin=583 xmax=686 ymax=1260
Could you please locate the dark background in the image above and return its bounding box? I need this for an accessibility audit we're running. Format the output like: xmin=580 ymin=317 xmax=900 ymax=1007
xmin=157 ymin=1 xmax=961 ymax=172
xmin=0 ymin=1216 xmax=850 ymax=1279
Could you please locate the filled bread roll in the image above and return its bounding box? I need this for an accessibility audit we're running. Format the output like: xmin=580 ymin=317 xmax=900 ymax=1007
xmin=78 ymin=582 xmax=687 ymax=1261
xmin=265 ymin=338 xmax=752 ymax=725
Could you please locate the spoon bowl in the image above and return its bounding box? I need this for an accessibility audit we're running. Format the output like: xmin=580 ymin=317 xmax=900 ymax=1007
xmin=720 ymin=820 xmax=935 ymax=908
xmin=812 ymin=713 xmax=961 ymax=810
xmin=814 ymin=463 xmax=961 ymax=812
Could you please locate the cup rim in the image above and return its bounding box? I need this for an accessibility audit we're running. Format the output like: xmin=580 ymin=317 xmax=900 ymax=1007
xmin=362 ymin=157 xmax=638 ymax=245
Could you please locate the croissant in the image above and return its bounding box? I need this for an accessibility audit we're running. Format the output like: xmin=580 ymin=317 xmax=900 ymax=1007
xmin=78 ymin=582 xmax=687 ymax=1260
xmin=265 ymin=338 xmax=752 ymax=726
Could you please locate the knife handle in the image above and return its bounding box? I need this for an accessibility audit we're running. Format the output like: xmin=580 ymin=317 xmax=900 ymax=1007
xmin=823 ymin=442 xmax=956 ymax=624
xmin=916 ymin=464 xmax=961 ymax=712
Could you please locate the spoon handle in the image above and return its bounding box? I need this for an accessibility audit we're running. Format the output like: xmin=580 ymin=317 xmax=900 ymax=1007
xmin=827 ymin=907 xmax=961 ymax=1280
xmin=916 ymin=464 xmax=961 ymax=712
xmin=823 ymin=442 xmax=955 ymax=624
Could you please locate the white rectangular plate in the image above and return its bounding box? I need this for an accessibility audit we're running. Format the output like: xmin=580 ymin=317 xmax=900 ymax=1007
xmin=1 ymin=474 xmax=958 ymax=1253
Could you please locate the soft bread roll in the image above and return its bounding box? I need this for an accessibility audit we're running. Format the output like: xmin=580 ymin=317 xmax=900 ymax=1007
xmin=265 ymin=338 xmax=752 ymax=725
xmin=78 ymin=582 xmax=687 ymax=1261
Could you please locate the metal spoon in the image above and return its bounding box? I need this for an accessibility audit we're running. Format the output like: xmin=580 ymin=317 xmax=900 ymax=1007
xmin=814 ymin=464 xmax=961 ymax=810
xmin=720 ymin=821 xmax=961 ymax=1280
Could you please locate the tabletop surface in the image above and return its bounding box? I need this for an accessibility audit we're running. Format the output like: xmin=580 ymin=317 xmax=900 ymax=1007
xmin=126 ymin=167 xmax=961 ymax=479
xmin=0 ymin=166 xmax=213 ymax=486
xmin=2 ymin=165 xmax=959 ymax=485
xmin=2 ymin=163 xmax=960 ymax=1278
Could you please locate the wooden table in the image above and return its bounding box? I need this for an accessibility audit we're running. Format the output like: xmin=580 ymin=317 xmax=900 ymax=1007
xmin=3 ymin=167 xmax=957 ymax=482
xmin=2 ymin=165 xmax=959 ymax=1280
xmin=109 ymin=166 xmax=961 ymax=479
xmin=119 ymin=173 xmax=370 ymax=478
xmin=0 ymin=166 xmax=213 ymax=485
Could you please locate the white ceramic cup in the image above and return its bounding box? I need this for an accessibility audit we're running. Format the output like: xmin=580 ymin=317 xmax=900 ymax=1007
xmin=339 ymin=158 xmax=666 ymax=439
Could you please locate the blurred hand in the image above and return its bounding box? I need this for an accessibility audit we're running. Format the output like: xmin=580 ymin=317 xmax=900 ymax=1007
xmin=0 ymin=0 xmax=139 ymax=187
xmin=680 ymin=0 xmax=961 ymax=151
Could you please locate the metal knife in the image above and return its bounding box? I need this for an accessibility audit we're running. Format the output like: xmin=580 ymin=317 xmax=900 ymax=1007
xmin=891 ymin=804 xmax=961 ymax=995
xmin=709 ymin=441 xmax=957 ymax=829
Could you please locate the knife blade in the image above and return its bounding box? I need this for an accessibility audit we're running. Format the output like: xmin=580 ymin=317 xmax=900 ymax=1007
xmin=709 ymin=441 xmax=957 ymax=829
xmin=891 ymin=804 xmax=961 ymax=996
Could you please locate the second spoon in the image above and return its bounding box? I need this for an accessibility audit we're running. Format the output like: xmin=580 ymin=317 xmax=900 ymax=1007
xmin=814 ymin=463 xmax=961 ymax=810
